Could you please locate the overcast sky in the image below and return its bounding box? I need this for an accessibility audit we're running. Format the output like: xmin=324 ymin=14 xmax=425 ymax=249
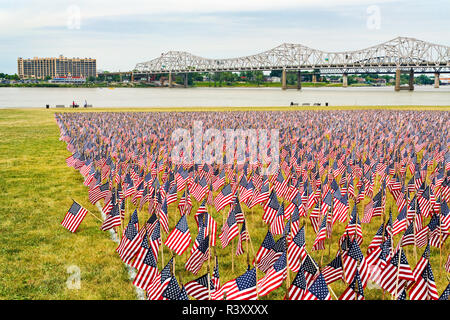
xmin=1 ymin=0 xmax=449 ymax=74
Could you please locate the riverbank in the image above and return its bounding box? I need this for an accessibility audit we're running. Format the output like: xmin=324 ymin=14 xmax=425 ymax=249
xmin=0 ymin=81 xmax=386 ymax=89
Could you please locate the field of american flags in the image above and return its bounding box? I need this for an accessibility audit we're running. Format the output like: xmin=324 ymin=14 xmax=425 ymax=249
xmin=0 ymin=106 xmax=449 ymax=300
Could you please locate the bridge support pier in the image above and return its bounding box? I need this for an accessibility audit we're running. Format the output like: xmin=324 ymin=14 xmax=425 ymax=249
xmin=131 ymin=72 xmax=134 ymax=82
xmin=297 ymin=70 xmax=302 ymax=90
xmin=168 ymin=72 xmax=173 ymax=88
xmin=342 ymin=73 xmax=348 ymax=88
xmin=282 ymin=68 xmax=287 ymax=90
xmin=395 ymin=68 xmax=401 ymax=91
xmin=408 ymin=68 xmax=414 ymax=91
xmin=184 ymin=73 xmax=188 ymax=88
xmin=434 ymin=72 xmax=440 ymax=88
xmin=395 ymin=68 xmax=414 ymax=91
xmin=312 ymin=74 xmax=317 ymax=83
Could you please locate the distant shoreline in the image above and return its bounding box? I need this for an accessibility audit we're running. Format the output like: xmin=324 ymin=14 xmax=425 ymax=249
xmin=0 ymin=82 xmax=397 ymax=89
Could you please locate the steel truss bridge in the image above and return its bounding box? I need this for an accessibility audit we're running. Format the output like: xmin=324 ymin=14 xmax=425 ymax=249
xmin=135 ymin=37 xmax=450 ymax=75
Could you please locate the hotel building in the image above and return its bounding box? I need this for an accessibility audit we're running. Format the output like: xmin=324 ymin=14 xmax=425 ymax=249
xmin=17 ymin=55 xmax=96 ymax=79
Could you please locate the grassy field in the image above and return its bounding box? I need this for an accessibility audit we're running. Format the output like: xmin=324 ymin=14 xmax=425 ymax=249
xmin=0 ymin=107 xmax=449 ymax=300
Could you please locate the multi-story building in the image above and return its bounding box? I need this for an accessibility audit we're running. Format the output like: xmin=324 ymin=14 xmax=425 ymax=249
xmin=17 ymin=55 xmax=96 ymax=79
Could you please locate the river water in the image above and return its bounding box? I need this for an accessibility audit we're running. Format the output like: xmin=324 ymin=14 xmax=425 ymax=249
xmin=0 ymin=86 xmax=449 ymax=108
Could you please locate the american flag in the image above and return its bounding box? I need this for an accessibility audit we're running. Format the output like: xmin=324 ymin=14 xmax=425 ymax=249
xmin=232 ymin=197 xmax=245 ymax=224
xmin=101 ymin=202 xmax=121 ymax=231
xmin=61 ymin=201 xmax=88 ymax=233
xmin=339 ymin=269 xmax=364 ymax=300
xmin=116 ymin=210 xmax=142 ymax=264
xmin=254 ymin=229 xmax=275 ymax=267
xmin=178 ymin=285 xmax=190 ymax=300
xmin=250 ymin=179 xmax=270 ymax=208
xmin=257 ymin=251 xmax=287 ymax=297
xmin=89 ymin=181 xmax=110 ymax=204
xmin=263 ymin=189 xmax=279 ymax=224
xmin=361 ymin=188 xmax=384 ymax=224
xmin=287 ymin=264 xmax=306 ymax=300
xmin=175 ymin=167 xmax=189 ymax=192
xmin=148 ymin=220 xmax=161 ymax=261
xmin=366 ymin=236 xmax=392 ymax=285
xmin=131 ymin=181 xmax=144 ymax=206
xmin=194 ymin=204 xmax=218 ymax=247
xmin=322 ymin=254 xmax=343 ymax=285
xmin=332 ymin=188 xmax=349 ymax=224
xmin=212 ymin=170 xmax=225 ymax=191
xmin=312 ymin=212 xmax=328 ymax=251
xmin=257 ymin=236 xmax=285 ymax=273
xmin=240 ymin=180 xmax=254 ymax=205
xmin=400 ymin=222 xmax=416 ymax=247
xmin=288 ymin=226 xmax=307 ymax=272
xmin=212 ymin=256 xmax=220 ymax=290
xmin=158 ymin=198 xmax=169 ymax=234
xmin=345 ymin=205 xmax=363 ymax=245
xmin=161 ymin=276 xmax=182 ymax=300
xmin=133 ymin=240 xmax=159 ymax=290
xmin=274 ymin=171 xmax=289 ymax=198
xmin=214 ymin=184 xmax=233 ymax=212
xmin=130 ymin=231 xmax=150 ymax=270
xmin=284 ymin=192 xmax=304 ymax=221
xmin=191 ymin=176 xmax=208 ymax=201
xmin=415 ymin=214 xmax=440 ymax=248
xmin=409 ymin=262 xmax=439 ymax=300
xmin=236 ymin=220 xmax=250 ymax=256
xmin=146 ymin=258 xmax=173 ymax=300
xmin=184 ymin=273 xmax=215 ymax=300
xmin=219 ymin=205 xmax=239 ymax=248
xmin=418 ymin=186 xmax=431 ymax=217
xmin=303 ymin=272 xmax=332 ymax=300
xmin=309 ymin=203 xmax=321 ymax=233
xmin=341 ymin=239 xmax=367 ymax=285
xmin=178 ymin=188 xmax=192 ymax=216
xmin=379 ymin=248 xmax=414 ymax=297
xmin=392 ymin=205 xmax=408 ymax=236
xmin=164 ymin=215 xmax=192 ymax=255
xmin=185 ymin=235 xmax=210 ymax=275
xmin=123 ymin=177 xmax=135 ymax=198
xmin=270 ymin=203 xmax=285 ymax=235
xmin=439 ymin=283 xmax=450 ymax=300
xmin=166 ymin=183 xmax=178 ymax=205
xmin=409 ymin=244 xmax=439 ymax=300
xmin=212 ymin=267 xmax=257 ymax=300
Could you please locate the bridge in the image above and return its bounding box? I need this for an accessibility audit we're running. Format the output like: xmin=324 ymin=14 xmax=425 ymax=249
xmin=131 ymin=37 xmax=450 ymax=90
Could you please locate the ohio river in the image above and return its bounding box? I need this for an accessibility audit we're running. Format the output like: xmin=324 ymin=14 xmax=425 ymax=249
xmin=0 ymin=86 xmax=449 ymax=108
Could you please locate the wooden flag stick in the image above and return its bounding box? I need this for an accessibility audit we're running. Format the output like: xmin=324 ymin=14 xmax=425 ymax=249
xmin=172 ymin=253 xmax=176 ymax=278
xmin=285 ymin=223 xmax=291 ymax=300
xmin=71 ymin=198 xmax=103 ymax=222
xmin=393 ymin=246 xmax=402 ymax=300
xmin=413 ymin=196 xmax=418 ymax=264
xmin=231 ymin=238 xmax=235 ymax=273
xmin=207 ymin=265 xmax=212 ymax=300
xmin=88 ymin=210 xmax=104 ymax=223
xmin=328 ymin=204 xmax=333 ymax=259
xmin=381 ymin=212 xmax=386 ymax=300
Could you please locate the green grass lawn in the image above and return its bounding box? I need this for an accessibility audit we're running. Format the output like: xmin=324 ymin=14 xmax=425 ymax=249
xmin=0 ymin=107 xmax=449 ymax=300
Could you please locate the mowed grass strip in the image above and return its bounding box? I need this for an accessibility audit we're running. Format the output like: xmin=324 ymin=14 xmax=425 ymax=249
xmin=0 ymin=107 xmax=449 ymax=300
xmin=0 ymin=109 xmax=135 ymax=299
